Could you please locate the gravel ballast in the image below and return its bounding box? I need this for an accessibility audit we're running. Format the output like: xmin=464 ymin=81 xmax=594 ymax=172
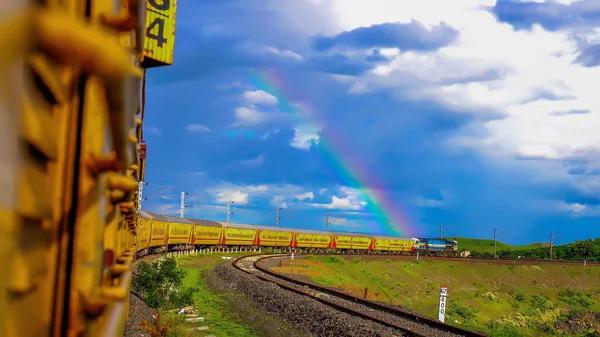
xmin=215 ymin=262 xmax=406 ymax=337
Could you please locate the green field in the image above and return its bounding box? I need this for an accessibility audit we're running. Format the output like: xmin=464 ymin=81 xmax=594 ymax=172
xmin=160 ymin=253 xmax=258 ymax=337
xmin=448 ymin=237 xmax=544 ymax=254
xmin=271 ymin=255 xmax=600 ymax=336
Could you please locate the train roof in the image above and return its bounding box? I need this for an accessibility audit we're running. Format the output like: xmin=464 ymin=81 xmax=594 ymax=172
xmin=372 ymin=236 xmax=416 ymax=241
xmin=333 ymin=232 xmax=373 ymax=238
xmin=220 ymin=222 xmax=259 ymax=230
xmin=292 ymin=228 xmax=332 ymax=235
xmin=185 ymin=217 xmax=223 ymax=227
xmin=154 ymin=213 xmax=193 ymax=224
xmin=255 ymin=225 xmax=294 ymax=232
xmin=139 ymin=210 xmax=152 ymax=219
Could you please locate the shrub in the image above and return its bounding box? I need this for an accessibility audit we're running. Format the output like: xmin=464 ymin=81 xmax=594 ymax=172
xmin=486 ymin=321 xmax=523 ymax=337
xmin=132 ymin=256 xmax=187 ymax=308
xmin=557 ymin=288 xmax=594 ymax=308
xmin=448 ymin=302 xmax=478 ymax=322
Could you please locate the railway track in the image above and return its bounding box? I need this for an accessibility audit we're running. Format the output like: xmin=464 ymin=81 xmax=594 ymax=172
xmin=233 ymin=254 xmax=487 ymax=337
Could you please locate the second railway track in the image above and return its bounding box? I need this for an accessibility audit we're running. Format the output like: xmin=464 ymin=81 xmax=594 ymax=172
xmin=233 ymin=254 xmax=487 ymax=337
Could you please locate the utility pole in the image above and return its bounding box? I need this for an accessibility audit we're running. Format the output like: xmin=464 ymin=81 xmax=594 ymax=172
xmin=226 ymin=201 xmax=235 ymax=223
xmin=180 ymin=192 xmax=185 ymax=218
xmin=387 ymin=219 xmax=392 ymax=236
xmin=276 ymin=207 xmax=280 ymax=227
xmin=326 ymin=213 xmax=330 ymax=231
xmin=138 ymin=181 xmax=144 ymax=210
xmin=494 ymin=228 xmax=498 ymax=258
xmin=440 ymin=224 xmax=443 ymax=239
xmin=551 ymin=232 xmax=555 ymax=260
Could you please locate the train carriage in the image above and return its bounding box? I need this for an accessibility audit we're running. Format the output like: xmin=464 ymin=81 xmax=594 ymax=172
xmin=333 ymin=233 xmax=373 ymax=251
xmin=220 ymin=222 xmax=259 ymax=246
xmin=388 ymin=237 xmax=418 ymax=253
xmin=148 ymin=213 xmax=169 ymax=250
xmin=136 ymin=211 xmax=153 ymax=254
xmin=293 ymin=229 xmax=334 ymax=249
xmin=164 ymin=214 xmax=194 ymax=250
xmin=257 ymin=226 xmax=294 ymax=248
xmin=187 ymin=218 xmax=223 ymax=247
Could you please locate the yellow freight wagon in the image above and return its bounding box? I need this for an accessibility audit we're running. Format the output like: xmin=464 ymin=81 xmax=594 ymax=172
xmin=351 ymin=234 xmax=373 ymax=250
xmin=166 ymin=216 xmax=193 ymax=245
xmin=333 ymin=234 xmax=354 ymax=249
xmin=149 ymin=214 xmax=170 ymax=248
xmin=137 ymin=211 xmax=154 ymax=252
xmin=221 ymin=223 xmax=258 ymax=246
xmin=257 ymin=226 xmax=293 ymax=247
xmin=388 ymin=237 xmax=416 ymax=252
xmin=294 ymin=229 xmax=333 ymax=249
xmin=188 ymin=218 xmax=223 ymax=246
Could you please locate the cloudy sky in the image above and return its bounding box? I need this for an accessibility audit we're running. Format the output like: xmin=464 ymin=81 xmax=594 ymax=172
xmin=141 ymin=0 xmax=600 ymax=244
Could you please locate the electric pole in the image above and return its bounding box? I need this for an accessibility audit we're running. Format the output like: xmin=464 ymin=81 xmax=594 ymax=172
xmin=180 ymin=192 xmax=185 ymax=218
xmin=326 ymin=213 xmax=330 ymax=231
xmin=549 ymin=232 xmax=554 ymax=260
xmin=440 ymin=224 xmax=443 ymax=239
xmin=276 ymin=207 xmax=280 ymax=227
xmin=494 ymin=228 xmax=498 ymax=258
xmin=387 ymin=219 xmax=392 ymax=236
xmin=226 ymin=201 xmax=235 ymax=223
xmin=138 ymin=181 xmax=144 ymax=210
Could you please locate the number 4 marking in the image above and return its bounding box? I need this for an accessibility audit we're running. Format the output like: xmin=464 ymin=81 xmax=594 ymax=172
xmin=146 ymin=17 xmax=167 ymax=47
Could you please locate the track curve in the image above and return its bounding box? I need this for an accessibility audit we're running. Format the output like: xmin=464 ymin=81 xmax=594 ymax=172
xmin=233 ymin=254 xmax=487 ymax=337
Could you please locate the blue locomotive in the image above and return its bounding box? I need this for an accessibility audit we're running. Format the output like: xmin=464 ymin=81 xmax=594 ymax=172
xmin=416 ymin=238 xmax=458 ymax=256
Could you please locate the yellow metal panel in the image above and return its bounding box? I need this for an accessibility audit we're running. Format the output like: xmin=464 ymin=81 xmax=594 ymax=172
xmin=351 ymin=237 xmax=371 ymax=250
xmin=389 ymin=238 xmax=414 ymax=252
xmin=149 ymin=221 xmax=167 ymax=247
xmin=167 ymin=223 xmax=191 ymax=245
xmin=193 ymin=226 xmax=222 ymax=245
xmin=373 ymin=238 xmax=390 ymax=251
xmin=296 ymin=233 xmax=331 ymax=248
xmin=335 ymin=235 xmax=354 ymax=249
xmin=223 ymin=228 xmax=257 ymax=246
xmin=142 ymin=0 xmax=177 ymax=67
xmin=259 ymin=230 xmax=292 ymax=247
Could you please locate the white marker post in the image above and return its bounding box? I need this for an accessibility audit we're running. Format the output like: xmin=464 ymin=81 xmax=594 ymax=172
xmin=439 ymin=286 xmax=448 ymax=323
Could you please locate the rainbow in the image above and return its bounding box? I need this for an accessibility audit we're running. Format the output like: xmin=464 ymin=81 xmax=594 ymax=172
xmin=246 ymin=68 xmax=415 ymax=237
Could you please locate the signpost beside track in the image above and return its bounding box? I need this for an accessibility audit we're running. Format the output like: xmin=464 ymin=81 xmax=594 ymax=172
xmin=439 ymin=286 xmax=448 ymax=323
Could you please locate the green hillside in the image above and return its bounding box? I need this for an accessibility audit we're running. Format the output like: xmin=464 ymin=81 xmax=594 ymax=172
xmin=449 ymin=237 xmax=544 ymax=254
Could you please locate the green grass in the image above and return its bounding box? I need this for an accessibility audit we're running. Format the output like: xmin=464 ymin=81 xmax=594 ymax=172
xmin=448 ymin=237 xmax=544 ymax=254
xmin=161 ymin=253 xmax=257 ymax=337
xmin=274 ymin=256 xmax=600 ymax=337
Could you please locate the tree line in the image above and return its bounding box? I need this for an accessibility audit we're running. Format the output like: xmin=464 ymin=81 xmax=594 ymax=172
xmin=467 ymin=238 xmax=600 ymax=261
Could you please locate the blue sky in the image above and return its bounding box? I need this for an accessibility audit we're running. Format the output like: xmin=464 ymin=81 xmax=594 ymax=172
xmin=141 ymin=0 xmax=600 ymax=245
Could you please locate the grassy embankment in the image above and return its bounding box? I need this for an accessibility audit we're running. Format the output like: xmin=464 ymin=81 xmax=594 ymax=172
xmin=271 ymin=255 xmax=600 ymax=337
xmin=151 ymin=253 xmax=259 ymax=337
xmin=448 ymin=237 xmax=543 ymax=254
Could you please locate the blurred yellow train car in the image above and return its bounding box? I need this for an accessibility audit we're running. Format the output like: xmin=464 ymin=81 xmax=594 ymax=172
xmin=293 ymin=229 xmax=334 ymax=249
xmin=0 ymin=0 xmax=177 ymax=336
xmin=221 ymin=222 xmax=259 ymax=246
xmin=188 ymin=218 xmax=223 ymax=247
xmin=257 ymin=226 xmax=294 ymax=248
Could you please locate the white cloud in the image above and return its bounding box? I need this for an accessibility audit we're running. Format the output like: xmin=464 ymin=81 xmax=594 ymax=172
xmin=145 ymin=125 xmax=162 ymax=135
xmin=243 ymin=90 xmax=278 ymax=105
xmin=290 ymin=126 xmax=320 ymax=149
xmin=308 ymin=186 xmax=366 ymax=210
xmin=557 ymin=201 xmax=600 ymax=218
xmin=231 ymin=106 xmax=287 ymax=127
xmin=186 ymin=124 xmax=211 ymax=132
xmin=416 ymin=197 xmax=445 ymax=208
xmin=264 ymin=46 xmax=303 ymax=60
xmin=292 ymin=0 xmax=600 ymax=192
xmin=240 ymin=155 xmax=265 ymax=166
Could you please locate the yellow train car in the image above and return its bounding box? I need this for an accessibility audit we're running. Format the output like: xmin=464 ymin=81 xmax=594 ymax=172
xmin=187 ymin=218 xmax=223 ymax=247
xmin=293 ymin=229 xmax=333 ymax=249
xmin=137 ymin=211 xmax=154 ymax=253
xmin=164 ymin=215 xmax=193 ymax=246
xmin=221 ymin=223 xmax=259 ymax=246
xmin=333 ymin=233 xmax=373 ymax=250
xmin=148 ymin=214 xmax=169 ymax=249
xmin=257 ymin=226 xmax=293 ymax=247
xmin=373 ymin=236 xmax=415 ymax=253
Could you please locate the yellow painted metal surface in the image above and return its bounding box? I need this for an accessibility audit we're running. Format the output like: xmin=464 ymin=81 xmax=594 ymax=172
xmin=351 ymin=237 xmax=372 ymax=250
xmin=167 ymin=223 xmax=192 ymax=245
xmin=259 ymin=229 xmax=293 ymax=247
xmin=388 ymin=238 xmax=415 ymax=252
xmin=149 ymin=221 xmax=168 ymax=247
xmin=223 ymin=227 xmax=258 ymax=246
xmin=295 ymin=233 xmax=332 ymax=248
xmin=193 ymin=225 xmax=222 ymax=245
xmin=138 ymin=217 xmax=152 ymax=250
xmin=142 ymin=0 xmax=177 ymax=67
